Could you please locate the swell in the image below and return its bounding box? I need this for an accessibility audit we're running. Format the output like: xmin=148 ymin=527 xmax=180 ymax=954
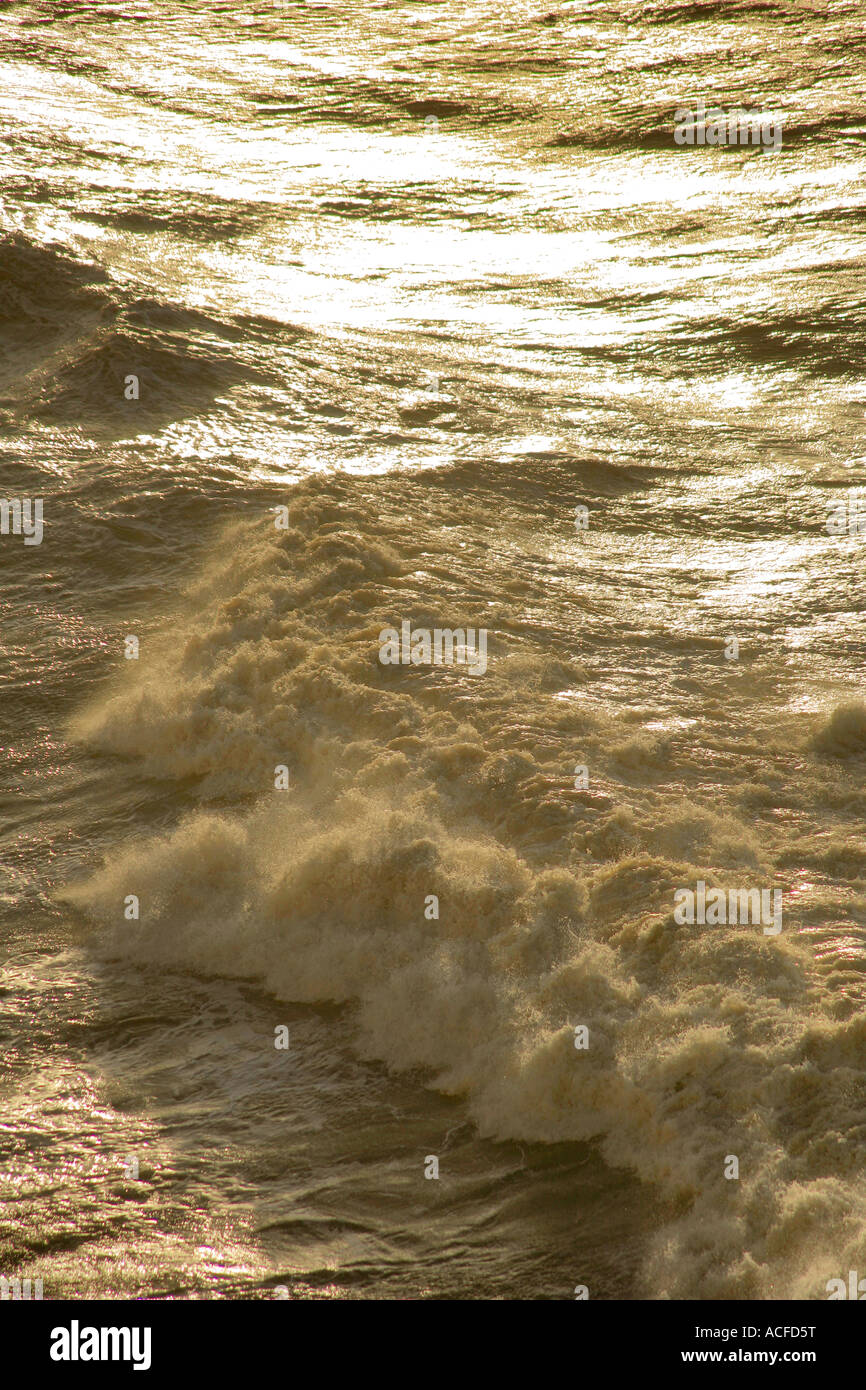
xmin=0 ymin=233 xmax=269 ymax=432
xmin=60 ymin=471 xmax=866 ymax=1299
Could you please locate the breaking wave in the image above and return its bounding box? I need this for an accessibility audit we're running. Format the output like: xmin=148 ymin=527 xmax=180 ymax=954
xmin=62 ymin=475 xmax=866 ymax=1299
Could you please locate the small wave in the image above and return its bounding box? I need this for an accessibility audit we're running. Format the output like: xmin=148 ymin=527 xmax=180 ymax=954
xmin=812 ymin=702 xmax=866 ymax=757
xmin=0 ymin=233 xmax=264 ymax=431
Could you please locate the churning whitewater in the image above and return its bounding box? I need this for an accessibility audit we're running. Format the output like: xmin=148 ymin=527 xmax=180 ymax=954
xmin=1 ymin=0 xmax=866 ymax=1301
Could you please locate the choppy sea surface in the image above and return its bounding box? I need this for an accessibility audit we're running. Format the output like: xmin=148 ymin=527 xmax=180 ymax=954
xmin=2 ymin=0 xmax=866 ymax=1299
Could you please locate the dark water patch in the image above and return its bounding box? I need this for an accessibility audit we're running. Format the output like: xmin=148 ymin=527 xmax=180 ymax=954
xmin=0 ymin=233 xmax=279 ymax=434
